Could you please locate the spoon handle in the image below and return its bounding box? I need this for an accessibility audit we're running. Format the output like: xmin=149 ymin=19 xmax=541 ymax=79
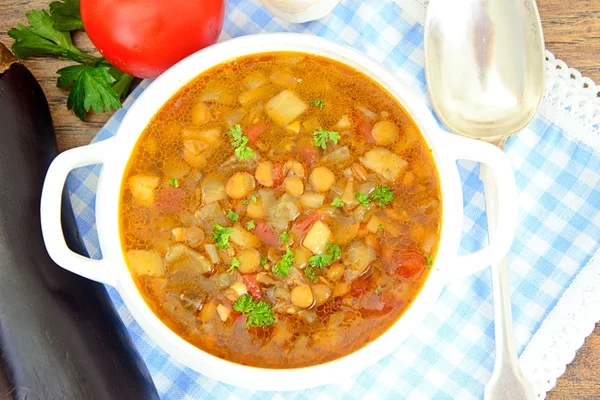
xmin=480 ymin=164 xmax=535 ymax=400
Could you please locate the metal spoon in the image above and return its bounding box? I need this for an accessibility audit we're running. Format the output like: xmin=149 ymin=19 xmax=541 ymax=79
xmin=424 ymin=0 xmax=544 ymax=399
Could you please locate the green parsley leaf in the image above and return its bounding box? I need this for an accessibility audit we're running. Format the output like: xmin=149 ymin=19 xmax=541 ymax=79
xmin=7 ymin=10 xmax=85 ymax=59
xmin=243 ymin=199 xmax=250 ymax=205
xmin=304 ymin=266 xmax=318 ymax=283
xmin=425 ymin=254 xmax=433 ymax=269
xmin=169 ymin=178 xmax=179 ymax=187
xmin=226 ymin=124 xmax=254 ymax=160
xmin=247 ymin=220 xmax=256 ymax=230
xmin=228 ymin=257 xmax=240 ymax=273
xmin=280 ymin=232 xmax=290 ymax=243
xmin=260 ymin=254 xmax=268 ymax=266
xmin=326 ymin=243 xmax=342 ymax=260
xmin=313 ymin=128 xmax=341 ymax=150
xmin=309 ymin=242 xmax=342 ymax=268
xmin=375 ymin=285 xmax=382 ymax=295
xmin=273 ymin=248 xmax=295 ymax=277
xmin=110 ymin=70 xmax=135 ymax=99
xmin=227 ymin=210 xmax=239 ymax=222
xmin=370 ymin=185 xmax=395 ymax=207
xmin=331 ymin=197 xmax=344 ymax=207
xmin=57 ymin=64 xmax=122 ymax=121
xmin=233 ymin=294 xmax=277 ymax=328
xmin=211 ymin=224 xmax=234 ymax=250
xmin=310 ymin=98 xmax=324 ymax=109
xmin=355 ymin=192 xmax=371 ymax=206
xmin=378 ymin=224 xmax=385 ymax=232
xmin=309 ymin=254 xmax=332 ymax=268
xmin=49 ymin=0 xmax=84 ymax=31
xmin=251 ymin=195 xmax=258 ymax=203
xmin=233 ymin=294 xmax=254 ymax=313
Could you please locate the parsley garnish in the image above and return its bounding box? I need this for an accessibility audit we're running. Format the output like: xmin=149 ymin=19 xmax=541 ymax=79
xmin=304 ymin=266 xmax=318 ymax=283
xmin=375 ymin=285 xmax=382 ymax=295
xmin=355 ymin=192 xmax=371 ymax=206
xmin=425 ymin=254 xmax=433 ymax=269
xmin=7 ymin=8 xmax=133 ymax=121
xmin=251 ymin=195 xmax=258 ymax=203
xmin=228 ymin=257 xmax=240 ymax=273
xmin=308 ymin=243 xmax=341 ymax=268
xmin=273 ymin=248 xmax=295 ymax=277
xmin=378 ymin=224 xmax=385 ymax=232
xmin=310 ymin=98 xmax=324 ymax=109
xmin=169 ymin=178 xmax=179 ymax=187
xmin=247 ymin=220 xmax=256 ymax=230
xmin=226 ymin=124 xmax=254 ymax=160
xmin=211 ymin=224 xmax=233 ymax=250
xmin=227 ymin=210 xmax=239 ymax=222
xmin=313 ymin=128 xmax=340 ymax=150
xmin=260 ymin=254 xmax=268 ymax=266
xmin=331 ymin=197 xmax=344 ymax=207
xmin=243 ymin=199 xmax=249 ymax=205
xmin=280 ymin=232 xmax=290 ymax=243
xmin=233 ymin=294 xmax=276 ymax=328
xmin=370 ymin=185 xmax=395 ymax=207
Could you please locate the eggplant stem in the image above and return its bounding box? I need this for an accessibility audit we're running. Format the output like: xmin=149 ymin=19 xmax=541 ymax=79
xmin=0 ymin=42 xmax=18 ymax=75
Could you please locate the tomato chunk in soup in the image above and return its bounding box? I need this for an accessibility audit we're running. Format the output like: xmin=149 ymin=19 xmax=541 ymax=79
xmin=120 ymin=52 xmax=441 ymax=368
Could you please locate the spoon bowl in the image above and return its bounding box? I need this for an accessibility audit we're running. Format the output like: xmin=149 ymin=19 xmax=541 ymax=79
xmin=425 ymin=0 xmax=545 ymax=144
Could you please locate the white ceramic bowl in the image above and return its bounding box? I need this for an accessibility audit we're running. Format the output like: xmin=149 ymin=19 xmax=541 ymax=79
xmin=40 ymin=33 xmax=517 ymax=391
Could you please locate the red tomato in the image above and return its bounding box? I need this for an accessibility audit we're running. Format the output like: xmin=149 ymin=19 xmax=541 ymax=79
xmin=253 ymin=221 xmax=279 ymax=248
xmin=272 ymin=163 xmax=284 ymax=187
xmin=245 ymin=122 xmax=269 ymax=143
xmin=294 ymin=146 xmax=319 ymax=167
xmin=353 ymin=109 xmax=375 ymax=143
xmin=290 ymin=211 xmax=325 ymax=239
xmin=392 ymin=251 xmax=426 ymax=278
xmin=81 ymin=0 xmax=225 ymax=78
xmin=242 ymin=274 xmax=262 ymax=300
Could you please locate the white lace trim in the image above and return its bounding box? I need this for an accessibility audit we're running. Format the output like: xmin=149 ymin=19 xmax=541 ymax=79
xmin=397 ymin=0 xmax=600 ymax=398
xmin=519 ymin=248 xmax=600 ymax=399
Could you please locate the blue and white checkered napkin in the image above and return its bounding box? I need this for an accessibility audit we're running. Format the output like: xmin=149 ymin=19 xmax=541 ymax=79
xmin=65 ymin=1 xmax=600 ymax=398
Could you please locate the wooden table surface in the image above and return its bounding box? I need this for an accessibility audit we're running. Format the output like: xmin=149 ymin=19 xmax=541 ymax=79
xmin=1 ymin=1 xmax=598 ymax=398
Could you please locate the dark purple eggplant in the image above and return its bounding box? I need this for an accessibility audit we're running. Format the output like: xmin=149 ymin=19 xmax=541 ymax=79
xmin=0 ymin=42 xmax=159 ymax=400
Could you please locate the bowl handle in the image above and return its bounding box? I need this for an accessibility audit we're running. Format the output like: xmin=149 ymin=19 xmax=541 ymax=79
xmin=40 ymin=139 xmax=116 ymax=287
xmin=440 ymin=133 xmax=518 ymax=280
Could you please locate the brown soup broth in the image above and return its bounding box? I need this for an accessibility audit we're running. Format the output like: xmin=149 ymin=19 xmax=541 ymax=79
xmin=119 ymin=52 xmax=441 ymax=368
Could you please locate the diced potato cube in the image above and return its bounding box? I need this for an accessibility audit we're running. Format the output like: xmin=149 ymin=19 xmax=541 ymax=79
xmin=225 ymin=172 xmax=256 ymax=199
xmin=371 ymin=121 xmax=399 ymax=145
xmin=247 ymin=199 xmax=266 ymax=219
xmin=201 ymin=175 xmax=227 ymax=204
xmin=126 ymin=250 xmax=165 ymax=277
xmin=309 ymin=167 xmax=335 ymax=192
xmin=302 ymin=116 xmax=321 ymax=133
xmin=255 ymin=161 xmax=274 ymax=187
xmin=128 ymin=174 xmax=160 ymax=208
xmin=293 ymin=246 xmax=312 ymax=269
xmin=191 ymin=102 xmax=210 ymax=126
xmin=360 ymin=147 xmax=408 ymax=181
xmin=265 ymin=89 xmax=308 ymax=126
xmin=183 ymin=128 xmax=221 ymax=146
xmin=243 ymin=71 xmax=267 ymax=90
xmin=230 ymin=223 xmax=261 ymax=249
xmin=286 ymin=120 xmax=301 ymax=134
xmin=216 ymin=304 xmax=231 ymax=322
xmin=172 ymin=227 xmax=185 ymax=242
xmin=230 ymin=282 xmax=248 ymax=297
xmin=303 ymin=220 xmax=331 ymax=254
xmin=298 ymin=192 xmax=325 ymax=209
xmin=239 ymin=85 xmax=273 ymax=106
xmin=366 ymin=214 xmax=384 ymax=233
xmin=182 ymin=140 xmax=208 ymax=168
xmin=270 ymin=70 xmax=298 ymax=88
xmin=334 ymin=115 xmax=351 ymax=130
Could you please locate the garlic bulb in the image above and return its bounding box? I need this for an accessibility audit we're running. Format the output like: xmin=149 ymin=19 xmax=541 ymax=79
xmin=261 ymin=0 xmax=341 ymax=23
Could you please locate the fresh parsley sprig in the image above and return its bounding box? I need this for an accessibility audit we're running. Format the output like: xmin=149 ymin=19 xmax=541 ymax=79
xmin=370 ymin=185 xmax=395 ymax=207
xmin=273 ymin=248 xmax=295 ymax=278
xmin=7 ymin=4 xmax=134 ymax=121
xmin=308 ymin=243 xmax=342 ymax=269
xmin=211 ymin=224 xmax=234 ymax=250
xmin=226 ymin=124 xmax=254 ymax=160
xmin=313 ymin=128 xmax=340 ymax=150
xmin=233 ymin=294 xmax=276 ymax=328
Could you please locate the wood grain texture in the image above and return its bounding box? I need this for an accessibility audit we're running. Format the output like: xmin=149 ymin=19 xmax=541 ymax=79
xmin=0 ymin=0 xmax=598 ymax=398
